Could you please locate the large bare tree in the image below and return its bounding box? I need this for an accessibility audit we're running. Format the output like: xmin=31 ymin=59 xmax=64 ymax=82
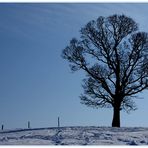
xmin=62 ymin=14 xmax=148 ymax=127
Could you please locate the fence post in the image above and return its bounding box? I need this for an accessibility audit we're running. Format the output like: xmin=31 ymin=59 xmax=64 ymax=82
xmin=58 ymin=117 xmax=60 ymax=128
xmin=28 ymin=121 xmax=30 ymax=129
xmin=1 ymin=125 xmax=4 ymax=130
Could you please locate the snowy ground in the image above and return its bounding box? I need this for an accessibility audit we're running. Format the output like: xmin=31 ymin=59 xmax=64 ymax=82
xmin=0 ymin=126 xmax=148 ymax=145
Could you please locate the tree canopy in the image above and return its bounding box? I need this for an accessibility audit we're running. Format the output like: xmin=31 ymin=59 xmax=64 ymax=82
xmin=62 ymin=14 xmax=148 ymax=127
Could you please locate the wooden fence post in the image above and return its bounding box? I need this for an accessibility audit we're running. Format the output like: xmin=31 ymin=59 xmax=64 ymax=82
xmin=28 ymin=121 xmax=30 ymax=129
xmin=58 ymin=117 xmax=60 ymax=128
xmin=1 ymin=125 xmax=4 ymax=130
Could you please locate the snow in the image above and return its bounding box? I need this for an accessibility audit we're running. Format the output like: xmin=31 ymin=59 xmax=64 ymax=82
xmin=0 ymin=126 xmax=148 ymax=145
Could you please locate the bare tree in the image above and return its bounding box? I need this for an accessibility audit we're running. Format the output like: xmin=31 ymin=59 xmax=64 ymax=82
xmin=62 ymin=14 xmax=148 ymax=127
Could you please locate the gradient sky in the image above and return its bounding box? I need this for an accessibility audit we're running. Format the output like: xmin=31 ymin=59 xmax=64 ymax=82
xmin=0 ymin=3 xmax=148 ymax=129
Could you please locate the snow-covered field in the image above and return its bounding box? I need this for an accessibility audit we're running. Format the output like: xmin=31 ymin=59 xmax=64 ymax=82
xmin=0 ymin=126 xmax=148 ymax=145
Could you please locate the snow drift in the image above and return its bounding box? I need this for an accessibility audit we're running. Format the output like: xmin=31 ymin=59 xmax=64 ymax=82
xmin=0 ymin=126 xmax=148 ymax=145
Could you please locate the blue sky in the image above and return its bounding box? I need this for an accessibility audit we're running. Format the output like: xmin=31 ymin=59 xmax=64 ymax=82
xmin=0 ymin=3 xmax=148 ymax=129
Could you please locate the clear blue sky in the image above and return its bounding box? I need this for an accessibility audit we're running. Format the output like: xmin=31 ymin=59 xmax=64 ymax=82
xmin=0 ymin=3 xmax=148 ymax=129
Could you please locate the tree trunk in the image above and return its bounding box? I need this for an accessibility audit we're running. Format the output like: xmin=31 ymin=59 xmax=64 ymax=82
xmin=112 ymin=107 xmax=120 ymax=127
